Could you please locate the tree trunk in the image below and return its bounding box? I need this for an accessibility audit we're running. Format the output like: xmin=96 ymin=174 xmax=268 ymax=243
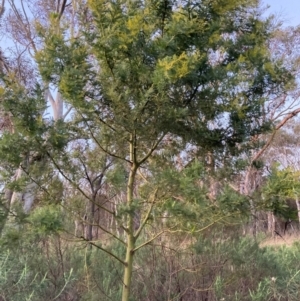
xmin=296 ymin=198 xmax=300 ymax=228
xmin=121 ymin=138 xmax=137 ymax=301
xmin=267 ymin=211 xmax=275 ymax=237
xmin=22 ymin=182 xmax=38 ymax=213
xmin=122 ymin=231 xmax=135 ymax=301
xmin=244 ymin=166 xmax=262 ymax=236
xmin=86 ymin=199 xmax=95 ymax=241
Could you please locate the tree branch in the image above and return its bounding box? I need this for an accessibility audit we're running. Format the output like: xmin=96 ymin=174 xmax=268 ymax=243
xmin=63 ymin=106 xmax=72 ymax=120
xmin=138 ymin=134 xmax=165 ymax=165
xmin=74 ymin=212 xmax=126 ymax=245
xmin=46 ymin=150 xmax=115 ymax=216
xmin=81 ymin=115 xmax=131 ymax=163
xmin=252 ymin=108 xmax=300 ymax=163
xmin=57 ymin=0 xmax=68 ymax=21
xmin=0 ymin=0 xmax=5 ymax=18
xmin=132 ymin=230 xmax=165 ymax=252
xmin=134 ymin=188 xmax=158 ymax=239
xmin=80 ymin=236 xmax=126 ymax=266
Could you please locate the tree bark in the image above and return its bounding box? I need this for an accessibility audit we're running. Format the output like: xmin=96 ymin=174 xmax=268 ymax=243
xmin=86 ymin=198 xmax=95 ymax=241
xmin=267 ymin=211 xmax=275 ymax=237
xmin=122 ymin=137 xmax=137 ymax=301
xmin=244 ymin=166 xmax=262 ymax=236
xmin=122 ymin=232 xmax=135 ymax=301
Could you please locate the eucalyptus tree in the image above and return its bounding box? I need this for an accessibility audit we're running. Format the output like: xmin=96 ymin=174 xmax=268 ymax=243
xmin=242 ymin=26 xmax=300 ymax=197
xmin=236 ymin=25 xmax=300 ymax=234
xmin=0 ymin=0 xmax=80 ymax=216
xmin=262 ymin=119 xmax=300 ymax=231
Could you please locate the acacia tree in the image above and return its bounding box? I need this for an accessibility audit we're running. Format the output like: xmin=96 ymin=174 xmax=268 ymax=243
xmin=0 ymin=0 xmax=294 ymax=300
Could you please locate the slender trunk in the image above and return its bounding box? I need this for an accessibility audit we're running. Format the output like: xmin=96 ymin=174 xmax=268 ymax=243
xmin=23 ymin=182 xmax=38 ymax=213
xmin=244 ymin=166 xmax=261 ymax=236
xmin=86 ymin=199 xmax=95 ymax=241
xmin=122 ymin=137 xmax=137 ymax=301
xmin=267 ymin=211 xmax=275 ymax=237
xmin=249 ymin=199 xmax=257 ymax=237
xmin=11 ymin=164 xmax=38 ymax=213
xmin=54 ymin=92 xmax=64 ymax=120
xmin=122 ymin=231 xmax=135 ymax=301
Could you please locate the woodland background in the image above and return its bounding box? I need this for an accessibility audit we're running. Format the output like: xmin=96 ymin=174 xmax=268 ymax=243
xmin=1 ymin=0 xmax=300 ymax=300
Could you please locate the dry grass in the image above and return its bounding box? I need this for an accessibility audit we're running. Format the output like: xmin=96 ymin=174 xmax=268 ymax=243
xmin=260 ymin=233 xmax=300 ymax=248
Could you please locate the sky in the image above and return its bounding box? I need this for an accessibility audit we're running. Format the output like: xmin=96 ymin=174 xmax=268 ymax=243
xmin=264 ymin=0 xmax=300 ymax=26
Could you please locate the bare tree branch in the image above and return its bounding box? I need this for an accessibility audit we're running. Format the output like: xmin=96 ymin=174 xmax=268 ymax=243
xmin=57 ymin=0 xmax=67 ymax=21
xmin=80 ymin=235 xmax=126 ymax=266
xmin=252 ymin=108 xmax=300 ymax=163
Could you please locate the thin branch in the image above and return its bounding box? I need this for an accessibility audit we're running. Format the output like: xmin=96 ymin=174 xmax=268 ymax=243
xmin=93 ymin=111 xmax=119 ymax=134
xmin=137 ymin=169 xmax=149 ymax=183
xmin=57 ymin=0 xmax=68 ymax=21
xmin=252 ymin=107 xmax=300 ymax=163
xmin=9 ymin=0 xmax=37 ymax=52
xmin=138 ymin=134 xmax=165 ymax=165
xmin=81 ymin=115 xmax=131 ymax=163
xmin=92 ymin=160 xmax=113 ymax=191
xmin=46 ymin=150 xmax=115 ymax=216
xmin=80 ymin=236 xmax=126 ymax=266
xmin=20 ymin=0 xmax=31 ymax=33
xmin=63 ymin=106 xmax=72 ymax=120
xmin=165 ymin=216 xmax=228 ymax=234
xmin=78 ymin=156 xmax=93 ymax=193
xmin=132 ymin=230 xmax=165 ymax=252
xmin=74 ymin=213 xmax=126 ymax=245
xmin=273 ymin=96 xmax=298 ymax=120
xmin=134 ymin=188 xmax=158 ymax=239
xmin=19 ymin=165 xmax=51 ymax=196
xmin=0 ymin=0 xmax=5 ymax=17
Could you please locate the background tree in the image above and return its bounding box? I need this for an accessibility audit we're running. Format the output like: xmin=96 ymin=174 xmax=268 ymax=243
xmin=0 ymin=0 xmax=79 ymax=219
xmin=234 ymin=25 xmax=300 ymax=235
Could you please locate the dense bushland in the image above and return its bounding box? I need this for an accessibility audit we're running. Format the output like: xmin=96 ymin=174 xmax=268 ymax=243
xmin=1 ymin=223 xmax=300 ymax=301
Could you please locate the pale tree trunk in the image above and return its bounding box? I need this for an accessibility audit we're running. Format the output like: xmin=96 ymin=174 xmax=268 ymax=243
xmin=267 ymin=211 xmax=276 ymax=237
xmin=243 ymin=166 xmax=263 ymax=236
xmin=22 ymin=182 xmax=38 ymax=213
xmin=206 ymin=152 xmax=221 ymax=202
xmin=296 ymin=198 xmax=300 ymax=228
xmin=10 ymin=164 xmax=38 ymax=214
xmin=46 ymin=89 xmax=64 ymax=121
xmin=85 ymin=198 xmax=95 ymax=241
xmin=9 ymin=165 xmax=39 ymax=214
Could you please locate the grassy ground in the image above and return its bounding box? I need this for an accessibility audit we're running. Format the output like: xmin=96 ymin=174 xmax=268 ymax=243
xmin=260 ymin=233 xmax=300 ymax=247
